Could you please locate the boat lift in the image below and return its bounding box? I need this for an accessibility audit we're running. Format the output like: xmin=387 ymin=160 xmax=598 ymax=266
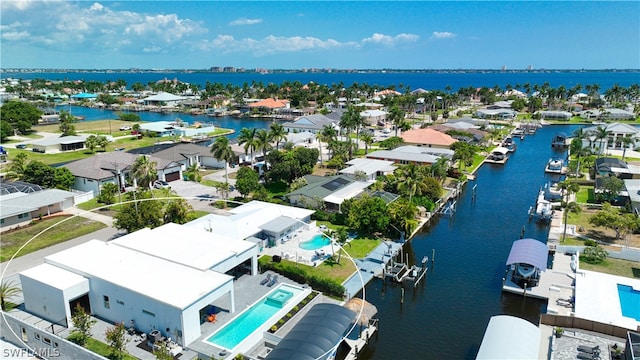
xmin=439 ymin=199 xmax=456 ymax=216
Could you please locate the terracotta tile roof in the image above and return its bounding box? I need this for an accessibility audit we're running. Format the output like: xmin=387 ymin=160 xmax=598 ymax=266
xmin=248 ymin=98 xmax=290 ymax=109
xmin=401 ymin=128 xmax=457 ymax=146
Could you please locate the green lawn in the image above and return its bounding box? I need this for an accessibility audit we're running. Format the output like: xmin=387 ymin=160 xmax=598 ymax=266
xmin=1 ymin=215 xmax=106 ymax=262
xmin=579 ymin=257 xmax=640 ymax=279
xmin=84 ymin=338 xmax=139 ymax=360
xmin=575 ymin=186 xmax=593 ymax=203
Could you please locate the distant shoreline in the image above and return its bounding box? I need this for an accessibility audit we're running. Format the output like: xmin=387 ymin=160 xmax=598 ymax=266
xmin=2 ymin=68 xmax=640 ymax=75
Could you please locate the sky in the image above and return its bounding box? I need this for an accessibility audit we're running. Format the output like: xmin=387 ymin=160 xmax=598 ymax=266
xmin=1 ymin=1 xmax=639 ymax=70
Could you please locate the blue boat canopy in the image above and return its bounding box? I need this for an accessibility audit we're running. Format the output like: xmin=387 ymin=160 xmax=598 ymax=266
xmin=505 ymin=238 xmax=548 ymax=271
xmin=265 ymin=303 xmax=356 ymax=360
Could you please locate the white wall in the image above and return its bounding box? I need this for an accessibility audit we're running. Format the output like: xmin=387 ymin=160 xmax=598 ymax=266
xmin=181 ymin=280 xmax=235 ymax=345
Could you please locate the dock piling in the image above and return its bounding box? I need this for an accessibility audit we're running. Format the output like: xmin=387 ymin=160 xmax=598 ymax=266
xmin=431 ymin=249 xmax=435 ymax=264
xmin=400 ymin=288 xmax=404 ymax=304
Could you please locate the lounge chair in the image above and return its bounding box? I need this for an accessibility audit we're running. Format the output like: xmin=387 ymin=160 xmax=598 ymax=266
xmin=577 ymin=345 xmax=600 ymax=354
xmin=267 ymin=275 xmax=278 ymax=287
xmin=576 ymin=352 xmax=599 ymax=360
xmin=260 ymin=274 xmax=271 ymax=285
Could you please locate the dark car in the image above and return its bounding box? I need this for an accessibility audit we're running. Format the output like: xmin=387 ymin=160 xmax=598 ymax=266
xmin=16 ymin=144 xmax=27 ymax=149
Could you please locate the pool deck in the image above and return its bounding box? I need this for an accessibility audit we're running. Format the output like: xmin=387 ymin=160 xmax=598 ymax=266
xmin=186 ymin=271 xmax=309 ymax=358
xmin=260 ymin=225 xmax=336 ymax=266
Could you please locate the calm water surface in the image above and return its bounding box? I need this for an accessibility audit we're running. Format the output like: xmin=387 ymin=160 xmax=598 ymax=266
xmin=361 ymin=124 xmax=580 ymax=360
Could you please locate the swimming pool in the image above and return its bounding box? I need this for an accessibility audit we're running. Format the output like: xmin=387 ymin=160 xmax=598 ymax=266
xmin=617 ymin=284 xmax=640 ymax=321
xmin=206 ymin=284 xmax=306 ymax=351
xmin=299 ymin=233 xmax=330 ymax=250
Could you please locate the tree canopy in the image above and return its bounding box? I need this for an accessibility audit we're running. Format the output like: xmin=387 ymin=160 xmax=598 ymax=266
xmin=0 ymin=101 xmax=42 ymax=134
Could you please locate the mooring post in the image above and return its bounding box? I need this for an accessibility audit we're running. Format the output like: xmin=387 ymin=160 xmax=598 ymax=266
xmin=520 ymin=226 xmax=525 ymax=239
xmin=432 ymin=249 xmax=435 ymax=264
xmin=400 ymin=287 xmax=404 ymax=304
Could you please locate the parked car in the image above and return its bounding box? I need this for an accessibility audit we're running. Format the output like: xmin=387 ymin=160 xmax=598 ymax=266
xmin=153 ymin=180 xmax=171 ymax=189
xmin=120 ymin=125 xmax=132 ymax=131
xmin=16 ymin=144 xmax=27 ymax=149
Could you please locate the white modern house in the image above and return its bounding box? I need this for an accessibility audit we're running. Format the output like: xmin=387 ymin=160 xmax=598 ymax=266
xmin=282 ymin=114 xmax=338 ymax=134
xmin=19 ymin=221 xmax=263 ymax=346
xmin=339 ymin=158 xmax=396 ymax=181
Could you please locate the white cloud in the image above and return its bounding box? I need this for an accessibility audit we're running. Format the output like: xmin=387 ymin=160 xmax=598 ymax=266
xmin=362 ymin=33 xmax=419 ymax=46
xmin=200 ymin=34 xmax=350 ymax=55
xmin=229 ymin=18 xmax=262 ymax=26
xmin=1 ymin=1 xmax=207 ymax=54
xmin=431 ymin=31 xmax=456 ymax=39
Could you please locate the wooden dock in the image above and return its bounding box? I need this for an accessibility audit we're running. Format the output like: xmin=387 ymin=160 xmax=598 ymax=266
xmin=342 ymin=321 xmax=378 ymax=360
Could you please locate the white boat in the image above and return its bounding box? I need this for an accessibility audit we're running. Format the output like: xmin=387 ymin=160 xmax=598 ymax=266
xmin=486 ymin=146 xmax=509 ymax=164
xmin=529 ymin=189 xmax=553 ymax=221
xmin=544 ymin=158 xmax=564 ymax=174
xmin=544 ymin=182 xmax=563 ymax=201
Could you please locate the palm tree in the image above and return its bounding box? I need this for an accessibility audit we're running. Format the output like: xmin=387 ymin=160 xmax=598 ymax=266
xmin=5 ymin=152 xmax=28 ymax=181
xmin=318 ymin=125 xmax=337 ymax=163
xmin=558 ymin=181 xmax=580 ymax=242
xmin=340 ymin=106 xmax=361 ymax=159
xmin=591 ymin=126 xmax=610 ymax=158
xmin=237 ymin=127 xmax=258 ymax=166
xmin=621 ymin=135 xmax=637 ymax=161
xmin=255 ymin=129 xmax=273 ymax=169
xmin=210 ymin=136 xmax=235 ymax=199
xmin=570 ymin=127 xmax=588 ymax=177
xmin=388 ymin=105 xmax=405 ymax=137
xmin=360 ymin=132 xmax=374 ymax=154
xmin=0 ymin=280 xmax=21 ymax=311
xmin=269 ymin=122 xmax=287 ymax=150
xmin=395 ymin=164 xmax=427 ymax=203
xmin=131 ymin=155 xmax=157 ymax=189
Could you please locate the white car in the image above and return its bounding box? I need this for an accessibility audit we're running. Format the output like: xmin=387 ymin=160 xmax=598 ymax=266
xmin=120 ymin=125 xmax=132 ymax=131
xmin=153 ymin=180 xmax=170 ymax=189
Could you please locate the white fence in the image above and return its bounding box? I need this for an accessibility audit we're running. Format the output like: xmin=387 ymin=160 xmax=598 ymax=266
xmin=556 ymin=244 xmax=640 ymax=262
xmin=72 ymin=189 xmax=94 ymax=204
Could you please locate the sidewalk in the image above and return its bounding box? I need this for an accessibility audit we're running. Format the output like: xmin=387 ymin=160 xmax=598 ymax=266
xmin=64 ymin=206 xmax=115 ymax=227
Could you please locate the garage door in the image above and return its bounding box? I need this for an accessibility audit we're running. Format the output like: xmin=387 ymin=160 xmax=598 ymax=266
xmin=165 ymin=171 xmax=180 ymax=182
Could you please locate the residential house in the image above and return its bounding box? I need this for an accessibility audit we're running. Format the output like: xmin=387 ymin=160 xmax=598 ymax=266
xmin=0 ymin=180 xmax=76 ymax=230
xmin=248 ymin=98 xmax=290 ymax=115
xmin=140 ymin=92 xmax=186 ymax=107
xmin=287 ymin=175 xmax=371 ymax=212
xmin=65 ymin=152 xmax=183 ymax=195
xmin=360 ymin=109 xmax=387 ymax=126
xmin=400 ymin=128 xmax=457 ymax=149
xmin=475 ymin=108 xmax=518 ymax=120
xmin=536 ymin=110 xmax=573 ymax=120
xmin=430 ymin=123 xmax=489 ymax=145
xmin=582 ymin=122 xmax=640 ymax=153
xmin=366 ymin=145 xmax=454 ymax=166
xmin=31 ymin=135 xmax=88 ymax=154
xmin=338 ymin=158 xmax=396 ymax=181
xmin=282 ymin=114 xmax=339 ymax=134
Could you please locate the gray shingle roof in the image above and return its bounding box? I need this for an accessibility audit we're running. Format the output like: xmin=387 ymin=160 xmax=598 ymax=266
xmin=1 ymin=189 xmax=75 ymax=218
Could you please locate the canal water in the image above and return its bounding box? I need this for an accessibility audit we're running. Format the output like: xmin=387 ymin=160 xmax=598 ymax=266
xmin=361 ymin=124 xmax=580 ymax=360
xmin=55 ymin=105 xmax=272 ymax=138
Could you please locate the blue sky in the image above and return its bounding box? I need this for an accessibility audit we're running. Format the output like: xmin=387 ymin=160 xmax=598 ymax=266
xmin=1 ymin=1 xmax=638 ymax=70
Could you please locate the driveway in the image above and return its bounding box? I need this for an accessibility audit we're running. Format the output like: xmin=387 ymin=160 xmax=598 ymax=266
xmin=168 ymin=179 xmax=240 ymax=211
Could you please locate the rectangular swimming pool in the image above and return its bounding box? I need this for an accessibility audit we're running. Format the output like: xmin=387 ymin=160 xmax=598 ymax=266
xmin=617 ymin=284 xmax=640 ymax=321
xmin=205 ymin=283 xmax=306 ymax=351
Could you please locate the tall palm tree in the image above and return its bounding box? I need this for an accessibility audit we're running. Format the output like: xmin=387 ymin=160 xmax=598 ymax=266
xmin=131 ymin=155 xmax=157 ymax=189
xmin=570 ymin=127 xmax=587 ymax=177
xmin=269 ymin=122 xmax=287 ymax=150
xmin=388 ymin=105 xmax=405 ymax=137
xmin=591 ymin=126 xmax=610 ymax=158
xmin=395 ymin=164 xmax=427 ymax=203
xmin=360 ymin=132 xmax=374 ymax=154
xmin=318 ymin=125 xmax=338 ymax=163
xmin=237 ymin=127 xmax=258 ymax=166
xmin=255 ymin=129 xmax=273 ymax=168
xmin=621 ymin=135 xmax=637 ymax=161
xmin=558 ymin=181 xmax=580 ymax=242
xmin=340 ymin=106 xmax=361 ymax=159
xmin=210 ymin=136 xmax=235 ymax=199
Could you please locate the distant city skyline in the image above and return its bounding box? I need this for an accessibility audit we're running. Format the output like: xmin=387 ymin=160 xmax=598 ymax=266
xmin=1 ymin=1 xmax=639 ymax=70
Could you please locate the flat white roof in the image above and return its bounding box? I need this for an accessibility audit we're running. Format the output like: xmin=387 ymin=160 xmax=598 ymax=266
xmin=45 ymin=240 xmax=233 ymax=309
xmin=229 ymin=200 xmax=314 ymax=220
xmin=20 ymin=263 xmax=88 ymax=290
xmin=110 ymin=223 xmax=255 ymax=271
xmin=574 ymin=269 xmax=640 ymax=330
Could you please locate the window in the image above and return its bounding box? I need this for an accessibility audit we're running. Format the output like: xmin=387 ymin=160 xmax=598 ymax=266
xmin=142 ymin=309 xmax=155 ymax=317
xmin=18 ymin=213 xmax=30 ymax=219
xmin=116 ymin=300 xmax=124 ymax=305
xmin=103 ymin=295 xmax=110 ymax=309
xmin=43 ymin=337 xmax=52 ymax=345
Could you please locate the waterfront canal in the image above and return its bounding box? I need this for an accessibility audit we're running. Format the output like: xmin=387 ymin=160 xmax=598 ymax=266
xmin=361 ymin=124 xmax=580 ymax=360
